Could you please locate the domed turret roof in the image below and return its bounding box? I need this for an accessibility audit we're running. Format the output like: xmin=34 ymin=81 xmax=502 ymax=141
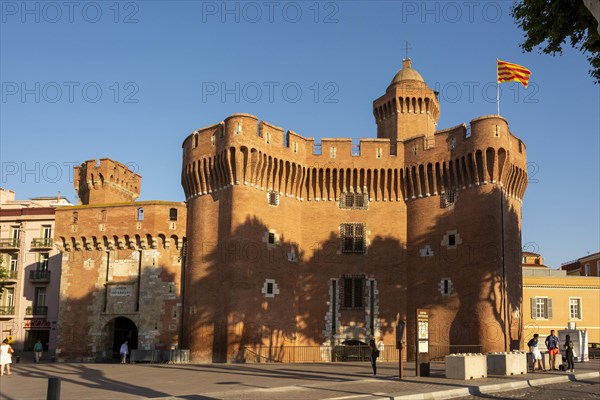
xmin=390 ymin=58 xmax=424 ymax=85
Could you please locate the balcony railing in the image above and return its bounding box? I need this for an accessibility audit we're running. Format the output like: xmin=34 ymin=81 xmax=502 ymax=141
xmin=29 ymin=270 xmax=51 ymax=282
xmin=26 ymin=306 xmax=48 ymax=316
xmin=1 ymin=270 xmax=18 ymax=281
xmin=0 ymin=238 xmax=20 ymax=250
xmin=31 ymin=238 xmax=53 ymax=249
xmin=0 ymin=306 xmax=15 ymax=316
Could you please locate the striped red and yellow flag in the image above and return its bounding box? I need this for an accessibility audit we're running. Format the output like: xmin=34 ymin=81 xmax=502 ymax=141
xmin=497 ymin=59 xmax=531 ymax=88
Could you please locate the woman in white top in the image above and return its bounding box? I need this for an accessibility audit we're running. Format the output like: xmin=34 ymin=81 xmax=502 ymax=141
xmin=0 ymin=339 xmax=13 ymax=376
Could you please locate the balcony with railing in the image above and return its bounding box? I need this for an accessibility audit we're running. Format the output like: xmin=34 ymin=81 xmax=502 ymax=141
xmin=25 ymin=306 xmax=48 ymax=316
xmin=29 ymin=270 xmax=51 ymax=282
xmin=1 ymin=270 xmax=18 ymax=283
xmin=31 ymin=238 xmax=53 ymax=249
xmin=0 ymin=306 xmax=15 ymax=316
xmin=0 ymin=238 xmax=20 ymax=250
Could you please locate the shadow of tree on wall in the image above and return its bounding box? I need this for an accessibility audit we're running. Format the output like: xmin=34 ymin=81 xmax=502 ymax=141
xmin=184 ymin=210 xmax=407 ymax=363
xmin=405 ymin=187 xmax=523 ymax=357
xmin=55 ymin=244 xmax=181 ymax=362
xmin=184 ymin=186 xmax=524 ymax=362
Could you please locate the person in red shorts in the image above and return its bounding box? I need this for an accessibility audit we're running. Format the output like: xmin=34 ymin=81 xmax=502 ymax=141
xmin=545 ymin=330 xmax=559 ymax=370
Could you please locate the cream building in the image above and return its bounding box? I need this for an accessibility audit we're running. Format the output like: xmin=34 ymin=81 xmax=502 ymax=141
xmin=0 ymin=189 xmax=71 ymax=356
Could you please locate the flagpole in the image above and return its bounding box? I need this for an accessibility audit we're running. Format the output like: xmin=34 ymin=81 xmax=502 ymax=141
xmin=497 ymin=83 xmax=500 ymax=116
xmin=496 ymin=59 xmax=500 ymax=116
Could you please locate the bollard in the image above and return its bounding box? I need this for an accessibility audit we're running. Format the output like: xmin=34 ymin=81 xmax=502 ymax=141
xmin=47 ymin=377 xmax=61 ymax=400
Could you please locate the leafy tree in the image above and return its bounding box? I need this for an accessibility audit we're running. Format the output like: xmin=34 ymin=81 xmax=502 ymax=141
xmin=512 ymin=0 xmax=600 ymax=83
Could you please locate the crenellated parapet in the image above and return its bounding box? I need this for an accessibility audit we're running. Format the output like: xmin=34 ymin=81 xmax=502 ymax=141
xmin=55 ymin=201 xmax=187 ymax=255
xmin=74 ymin=158 xmax=141 ymax=205
xmin=181 ymin=113 xmax=528 ymax=204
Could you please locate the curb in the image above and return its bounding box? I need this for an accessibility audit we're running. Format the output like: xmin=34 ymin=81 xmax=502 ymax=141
xmin=391 ymin=371 xmax=600 ymax=399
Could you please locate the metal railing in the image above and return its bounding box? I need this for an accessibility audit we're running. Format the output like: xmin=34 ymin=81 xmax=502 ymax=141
xmin=237 ymin=344 xmax=484 ymax=363
xmin=2 ymin=270 xmax=18 ymax=280
xmin=0 ymin=238 xmax=19 ymax=249
xmin=29 ymin=270 xmax=51 ymax=281
xmin=31 ymin=238 xmax=53 ymax=249
xmin=25 ymin=306 xmax=48 ymax=316
xmin=0 ymin=306 xmax=15 ymax=316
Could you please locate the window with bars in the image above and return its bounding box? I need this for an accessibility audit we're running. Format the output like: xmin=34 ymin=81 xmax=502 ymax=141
xmin=569 ymin=298 xmax=581 ymax=319
xmin=531 ymin=297 xmax=552 ymax=319
xmin=339 ymin=193 xmax=368 ymax=210
xmin=343 ymin=276 xmax=364 ymax=308
xmin=267 ymin=190 xmax=279 ymax=206
xmin=340 ymin=223 xmax=366 ymax=253
xmin=440 ymin=190 xmax=458 ymax=208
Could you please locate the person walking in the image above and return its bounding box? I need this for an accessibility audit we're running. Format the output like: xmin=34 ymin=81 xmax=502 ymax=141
xmin=545 ymin=329 xmax=559 ymax=370
xmin=0 ymin=339 xmax=14 ymax=376
xmin=527 ymin=333 xmax=545 ymax=372
xmin=368 ymin=339 xmax=379 ymax=377
xmin=120 ymin=340 xmax=128 ymax=364
xmin=564 ymin=334 xmax=575 ymax=373
xmin=33 ymin=339 xmax=43 ymax=363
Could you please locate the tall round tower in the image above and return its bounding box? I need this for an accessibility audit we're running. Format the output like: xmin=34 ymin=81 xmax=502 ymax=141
xmin=373 ymin=59 xmax=440 ymax=154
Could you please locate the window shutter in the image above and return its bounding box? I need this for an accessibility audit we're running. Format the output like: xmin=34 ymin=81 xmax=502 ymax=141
xmin=547 ymin=298 xmax=553 ymax=319
xmin=530 ymin=298 xmax=536 ymax=319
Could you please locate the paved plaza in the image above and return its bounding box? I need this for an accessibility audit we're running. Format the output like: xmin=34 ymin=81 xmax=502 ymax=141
xmin=0 ymin=359 xmax=598 ymax=400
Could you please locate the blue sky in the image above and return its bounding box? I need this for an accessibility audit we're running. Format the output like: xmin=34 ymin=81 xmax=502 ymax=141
xmin=1 ymin=1 xmax=598 ymax=268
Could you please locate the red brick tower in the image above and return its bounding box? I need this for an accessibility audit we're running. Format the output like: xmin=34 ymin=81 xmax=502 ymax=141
xmin=74 ymin=159 xmax=141 ymax=205
xmin=373 ymin=59 xmax=440 ymax=154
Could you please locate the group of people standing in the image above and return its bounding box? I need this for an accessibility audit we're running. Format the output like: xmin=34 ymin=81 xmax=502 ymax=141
xmin=528 ymin=330 xmax=575 ymax=373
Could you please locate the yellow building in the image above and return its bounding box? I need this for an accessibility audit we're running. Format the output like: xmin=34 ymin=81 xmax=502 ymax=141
xmin=523 ymin=257 xmax=600 ymax=346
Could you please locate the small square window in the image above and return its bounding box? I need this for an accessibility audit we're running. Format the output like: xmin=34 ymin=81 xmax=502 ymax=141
xmin=267 ymin=190 xmax=279 ymax=206
xmin=440 ymin=190 xmax=458 ymax=208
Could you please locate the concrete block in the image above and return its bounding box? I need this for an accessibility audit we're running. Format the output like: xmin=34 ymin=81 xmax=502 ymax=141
xmin=487 ymin=351 xmax=527 ymax=375
xmin=445 ymin=353 xmax=487 ymax=380
xmin=526 ymin=352 xmax=560 ymax=371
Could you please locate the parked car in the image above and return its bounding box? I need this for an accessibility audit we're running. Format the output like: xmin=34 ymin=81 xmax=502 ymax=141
xmin=332 ymin=339 xmax=370 ymax=361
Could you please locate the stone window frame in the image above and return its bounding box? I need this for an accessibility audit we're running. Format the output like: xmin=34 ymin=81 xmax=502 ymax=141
xmin=441 ymin=230 xmax=462 ymax=250
xmin=261 ymin=278 xmax=280 ymax=298
xmin=439 ymin=278 xmax=453 ymax=296
xmin=340 ymin=223 xmax=366 ymax=254
xmin=339 ymin=192 xmax=369 ymax=210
